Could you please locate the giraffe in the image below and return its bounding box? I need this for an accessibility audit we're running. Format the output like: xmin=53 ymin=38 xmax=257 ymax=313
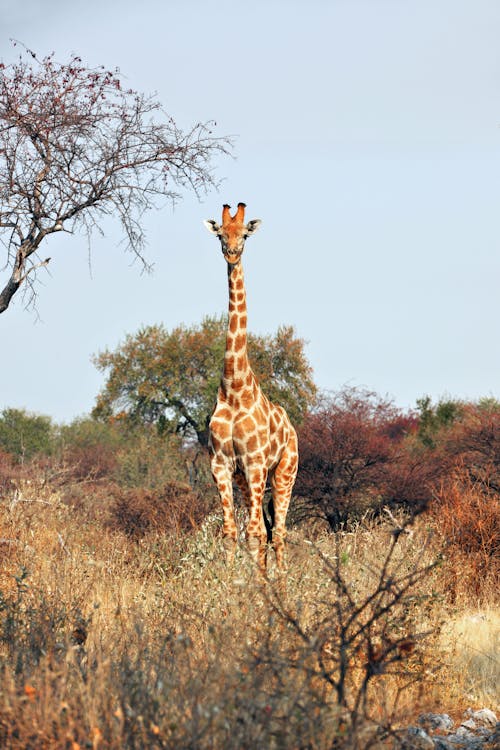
xmin=204 ymin=202 xmax=298 ymax=573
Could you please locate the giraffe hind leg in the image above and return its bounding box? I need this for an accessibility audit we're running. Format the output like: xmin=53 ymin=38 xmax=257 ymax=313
xmin=244 ymin=470 xmax=274 ymax=545
xmin=270 ymin=439 xmax=299 ymax=571
xmin=235 ymin=470 xmax=269 ymax=570
xmin=235 ymin=470 xmax=272 ymax=551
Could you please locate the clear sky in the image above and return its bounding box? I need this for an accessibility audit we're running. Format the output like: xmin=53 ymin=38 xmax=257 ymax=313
xmin=1 ymin=0 xmax=499 ymax=422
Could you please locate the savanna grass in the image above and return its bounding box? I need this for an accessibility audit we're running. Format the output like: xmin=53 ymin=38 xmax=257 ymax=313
xmin=0 ymin=488 xmax=497 ymax=748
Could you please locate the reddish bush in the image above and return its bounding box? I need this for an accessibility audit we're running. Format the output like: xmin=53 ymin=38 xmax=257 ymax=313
xmin=431 ymin=469 xmax=500 ymax=598
xmin=62 ymin=443 xmax=118 ymax=482
xmin=107 ymin=481 xmax=211 ymax=540
xmin=441 ymin=404 xmax=500 ymax=491
xmin=293 ymin=388 xmax=460 ymax=529
xmin=380 ymin=441 xmax=449 ymax=513
xmin=422 ymin=403 xmax=499 ymax=595
xmin=295 ymin=389 xmax=422 ymax=529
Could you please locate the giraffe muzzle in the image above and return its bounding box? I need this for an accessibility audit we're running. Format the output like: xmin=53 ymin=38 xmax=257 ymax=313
xmin=223 ymin=249 xmax=243 ymax=264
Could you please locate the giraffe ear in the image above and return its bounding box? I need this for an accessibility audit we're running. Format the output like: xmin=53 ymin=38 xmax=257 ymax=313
xmin=244 ymin=219 xmax=262 ymax=237
xmin=203 ymin=219 xmax=221 ymax=235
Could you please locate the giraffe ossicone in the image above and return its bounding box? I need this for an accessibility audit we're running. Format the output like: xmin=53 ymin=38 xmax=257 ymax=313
xmin=204 ymin=202 xmax=298 ymax=574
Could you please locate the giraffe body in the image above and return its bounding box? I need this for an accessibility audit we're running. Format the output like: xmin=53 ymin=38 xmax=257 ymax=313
xmin=204 ymin=203 xmax=298 ymax=572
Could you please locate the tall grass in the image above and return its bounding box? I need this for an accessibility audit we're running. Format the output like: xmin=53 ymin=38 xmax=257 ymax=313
xmin=0 ymin=482 xmax=497 ymax=748
xmin=440 ymin=609 xmax=499 ymax=707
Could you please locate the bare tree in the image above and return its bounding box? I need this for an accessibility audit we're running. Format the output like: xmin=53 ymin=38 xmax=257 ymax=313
xmin=0 ymin=44 xmax=232 ymax=313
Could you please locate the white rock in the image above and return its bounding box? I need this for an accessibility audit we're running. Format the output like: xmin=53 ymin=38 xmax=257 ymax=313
xmin=459 ymin=719 xmax=477 ymax=732
xmin=419 ymin=713 xmax=454 ymax=732
xmin=465 ymin=708 xmax=498 ymax=729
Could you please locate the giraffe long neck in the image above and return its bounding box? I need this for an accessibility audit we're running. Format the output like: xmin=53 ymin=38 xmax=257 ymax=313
xmin=222 ymin=261 xmax=251 ymax=391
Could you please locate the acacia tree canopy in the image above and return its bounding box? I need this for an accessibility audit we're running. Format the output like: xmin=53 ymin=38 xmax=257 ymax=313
xmin=0 ymin=44 xmax=231 ymax=313
xmin=92 ymin=315 xmax=317 ymax=447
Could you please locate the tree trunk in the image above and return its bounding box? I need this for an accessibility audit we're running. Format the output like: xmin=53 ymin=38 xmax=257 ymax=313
xmin=0 ymin=275 xmax=22 ymax=314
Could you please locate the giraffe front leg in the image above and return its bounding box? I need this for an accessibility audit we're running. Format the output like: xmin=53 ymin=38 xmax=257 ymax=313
xmin=211 ymin=458 xmax=237 ymax=565
xmin=245 ymin=466 xmax=268 ymax=575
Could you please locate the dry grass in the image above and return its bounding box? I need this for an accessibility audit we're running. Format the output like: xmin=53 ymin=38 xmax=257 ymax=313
xmin=0 ymin=485 xmax=498 ymax=748
xmin=439 ymin=608 xmax=499 ymax=709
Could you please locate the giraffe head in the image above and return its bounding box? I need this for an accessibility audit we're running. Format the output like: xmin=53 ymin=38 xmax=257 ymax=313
xmin=204 ymin=202 xmax=262 ymax=265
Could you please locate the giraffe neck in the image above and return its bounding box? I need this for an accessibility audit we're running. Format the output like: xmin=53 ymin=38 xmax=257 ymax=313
xmin=222 ymin=261 xmax=251 ymax=391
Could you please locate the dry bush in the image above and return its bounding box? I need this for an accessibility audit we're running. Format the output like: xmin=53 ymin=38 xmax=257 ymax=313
xmin=0 ymin=449 xmax=15 ymax=496
xmin=0 ymin=451 xmax=17 ymax=580
xmin=112 ymin=431 xmax=189 ymax=490
xmin=378 ymin=439 xmax=447 ymax=515
xmin=251 ymin=523 xmax=442 ymax=747
xmin=442 ymin=403 xmax=500 ymax=491
xmin=61 ymin=442 xmax=118 ymax=482
xmin=431 ymin=468 xmax=499 ymax=602
xmin=106 ymin=481 xmax=211 ymax=539
xmin=294 ymin=389 xmax=445 ymax=531
xmin=295 ymin=389 xmax=400 ymax=530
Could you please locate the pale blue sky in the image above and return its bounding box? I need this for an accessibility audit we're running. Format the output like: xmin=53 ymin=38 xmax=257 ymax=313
xmin=1 ymin=0 xmax=499 ymax=422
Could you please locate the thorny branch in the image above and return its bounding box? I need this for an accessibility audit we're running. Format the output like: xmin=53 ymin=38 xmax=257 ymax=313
xmin=263 ymin=518 xmax=438 ymax=724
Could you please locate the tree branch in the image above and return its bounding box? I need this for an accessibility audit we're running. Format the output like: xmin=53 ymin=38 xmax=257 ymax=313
xmin=0 ymin=45 xmax=232 ymax=313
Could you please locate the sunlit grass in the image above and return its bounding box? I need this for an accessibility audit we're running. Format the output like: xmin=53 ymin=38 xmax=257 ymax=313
xmin=0 ymin=491 xmax=497 ymax=748
xmin=440 ymin=608 xmax=500 ymax=708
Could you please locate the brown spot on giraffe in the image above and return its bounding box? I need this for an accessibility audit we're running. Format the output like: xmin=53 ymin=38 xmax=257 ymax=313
xmin=240 ymin=390 xmax=255 ymax=409
xmin=211 ymin=419 xmax=231 ymax=439
xmin=234 ymin=333 xmax=246 ymax=352
xmin=238 ymin=415 xmax=256 ymax=433
xmin=204 ymin=202 xmax=299 ymax=574
xmin=246 ymin=434 xmax=258 ymax=453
